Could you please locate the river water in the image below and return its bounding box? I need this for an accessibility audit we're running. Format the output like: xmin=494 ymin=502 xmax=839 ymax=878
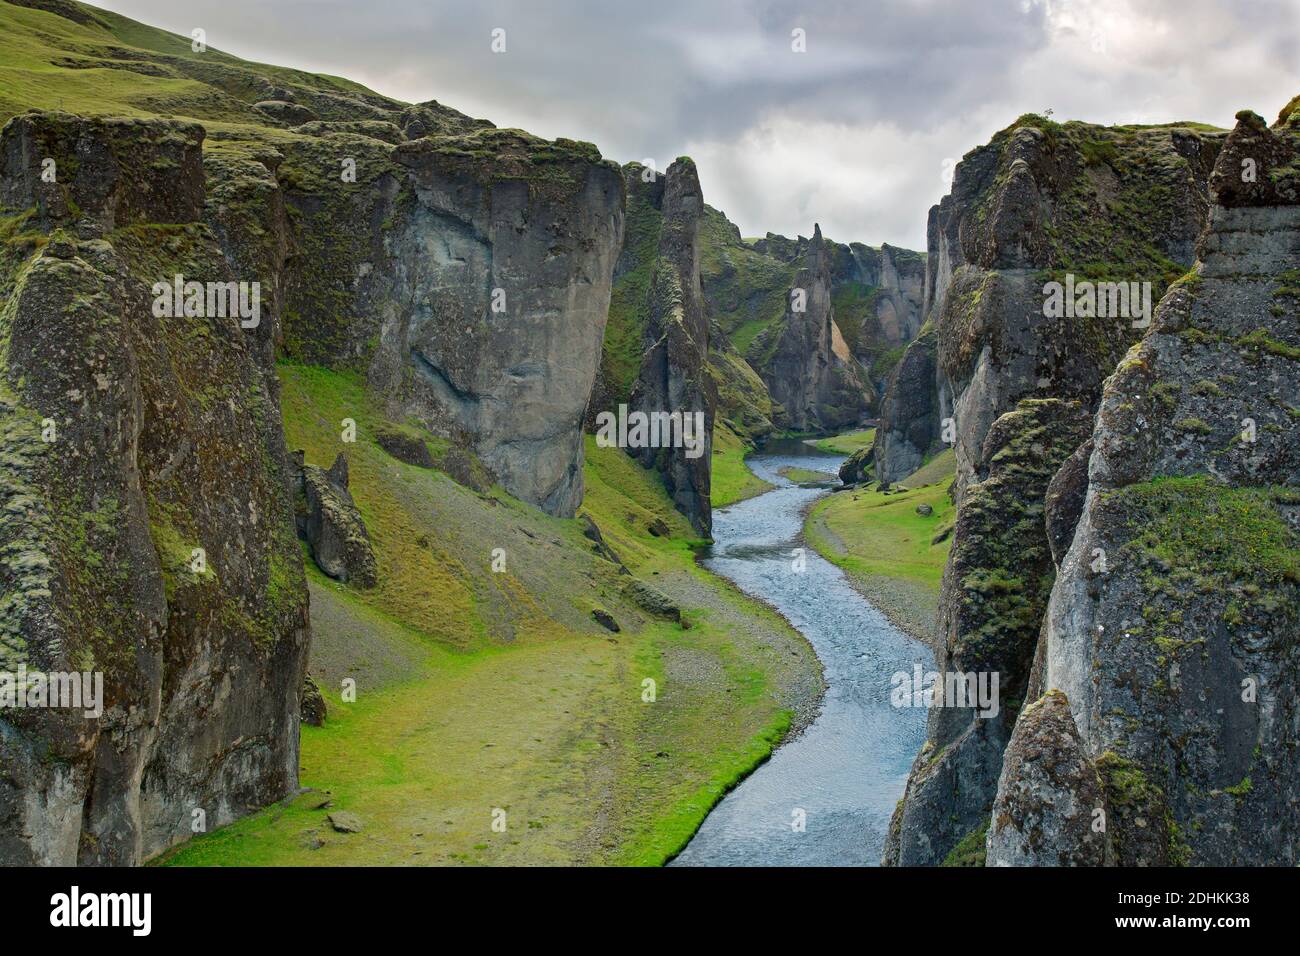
xmin=670 ymin=438 xmax=933 ymax=867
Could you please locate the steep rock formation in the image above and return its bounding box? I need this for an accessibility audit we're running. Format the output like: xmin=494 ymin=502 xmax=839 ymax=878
xmin=627 ymin=159 xmax=713 ymax=536
xmin=283 ymin=127 xmax=624 ymax=518
xmin=872 ymin=323 xmax=942 ymax=484
xmin=295 ymin=452 xmax=377 ymax=587
xmin=986 ymin=690 xmax=1111 ymax=866
xmin=1031 ymin=105 xmax=1300 ymax=866
xmin=763 ymin=225 xmax=876 ymax=433
xmin=886 ymin=115 xmax=1224 ymax=865
xmin=831 ymin=241 xmax=926 ymax=384
xmin=0 ymin=113 xmax=309 ymax=865
xmin=696 ymin=208 xmax=922 ymax=439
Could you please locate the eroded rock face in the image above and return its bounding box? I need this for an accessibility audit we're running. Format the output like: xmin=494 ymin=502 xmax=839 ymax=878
xmin=276 ymin=126 xmax=624 ymax=519
xmin=627 ymin=159 xmax=714 ymax=536
xmin=887 ymin=398 xmax=1092 ymax=865
xmin=1043 ymin=107 xmax=1300 ymax=866
xmin=764 ymin=225 xmax=875 ymax=433
xmin=295 ymin=453 xmax=377 ymax=588
xmin=838 ymin=444 xmax=874 ymax=484
xmin=986 ymin=690 xmax=1111 ymax=866
xmin=695 ymin=212 xmax=922 ymax=441
xmin=872 ymin=324 xmax=941 ymax=484
xmin=885 ymin=114 xmax=1224 ymax=866
xmin=0 ymin=113 xmax=309 ymax=865
xmin=0 ymin=112 xmax=205 ymax=231
xmin=376 ymin=133 xmax=624 ymax=517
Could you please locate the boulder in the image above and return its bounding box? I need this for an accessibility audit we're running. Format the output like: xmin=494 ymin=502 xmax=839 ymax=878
xmin=297 ymin=453 xmax=378 ymax=588
xmin=301 ymin=676 xmax=327 ymax=727
xmin=986 ymin=690 xmax=1110 ymax=866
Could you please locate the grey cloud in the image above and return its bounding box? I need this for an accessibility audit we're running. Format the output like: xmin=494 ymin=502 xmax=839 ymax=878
xmin=93 ymin=0 xmax=1300 ymax=246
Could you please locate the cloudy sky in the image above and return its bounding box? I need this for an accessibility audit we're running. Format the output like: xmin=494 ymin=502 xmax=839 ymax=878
xmin=95 ymin=0 xmax=1298 ymax=249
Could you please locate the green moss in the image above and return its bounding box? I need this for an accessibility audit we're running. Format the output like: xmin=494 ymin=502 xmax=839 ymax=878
xmin=941 ymin=818 xmax=990 ymax=866
xmin=1173 ymin=417 xmax=1213 ymax=434
xmin=1236 ymin=329 xmax=1300 ymax=361
xmin=1108 ymin=476 xmax=1300 ymax=643
xmin=1223 ymin=776 xmax=1252 ymax=797
xmin=1080 ymin=138 xmax=1119 ymax=167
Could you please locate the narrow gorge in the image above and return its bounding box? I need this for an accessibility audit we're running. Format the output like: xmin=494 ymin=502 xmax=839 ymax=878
xmin=0 ymin=0 xmax=1295 ymax=877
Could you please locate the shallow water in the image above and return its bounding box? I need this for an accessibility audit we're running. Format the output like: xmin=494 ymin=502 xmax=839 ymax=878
xmin=670 ymin=438 xmax=933 ymax=866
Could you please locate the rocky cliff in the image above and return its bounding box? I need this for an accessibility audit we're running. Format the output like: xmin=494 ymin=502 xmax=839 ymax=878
xmin=626 ymin=159 xmax=714 ymax=536
xmin=277 ymin=124 xmax=624 ymax=518
xmin=762 ymin=224 xmax=876 ymax=433
xmin=0 ymin=0 xmax=625 ymax=862
xmin=997 ymin=104 xmax=1299 ymax=866
xmin=886 ymin=114 xmax=1227 ymax=865
xmin=0 ymin=112 xmax=309 ymax=864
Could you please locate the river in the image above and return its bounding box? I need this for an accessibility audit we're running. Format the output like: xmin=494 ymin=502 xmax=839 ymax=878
xmin=670 ymin=438 xmax=933 ymax=866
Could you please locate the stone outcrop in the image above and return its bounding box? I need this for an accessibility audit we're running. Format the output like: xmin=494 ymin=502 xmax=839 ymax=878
xmin=763 ymin=225 xmax=875 ymax=433
xmin=295 ymin=452 xmax=377 ymax=588
xmin=986 ymin=690 xmax=1110 ymax=866
xmin=872 ymin=323 xmax=942 ymax=484
xmin=1036 ymin=105 xmax=1300 ymax=866
xmin=886 ymin=114 xmax=1224 ymax=865
xmin=693 ymin=206 xmax=923 ymax=441
xmin=0 ymin=113 xmax=310 ymax=865
xmin=627 ymin=159 xmax=714 ymax=536
xmin=345 ymin=131 xmax=624 ymax=518
xmin=838 ymin=444 xmax=874 ymax=484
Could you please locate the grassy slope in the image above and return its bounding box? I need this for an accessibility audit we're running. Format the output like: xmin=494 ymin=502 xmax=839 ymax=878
xmin=805 ymin=449 xmax=956 ymax=645
xmin=811 ymin=427 xmax=875 ymax=455
xmin=158 ymin=364 xmax=817 ymax=866
xmin=711 ymin=420 xmax=773 ymax=507
xmin=0 ymin=1 xmax=372 ymax=133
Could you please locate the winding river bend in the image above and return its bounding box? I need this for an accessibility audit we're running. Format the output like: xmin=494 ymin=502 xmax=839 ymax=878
xmin=671 ymin=439 xmax=934 ymax=867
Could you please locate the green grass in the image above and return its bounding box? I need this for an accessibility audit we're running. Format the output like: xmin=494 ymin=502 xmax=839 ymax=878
xmin=779 ymin=466 xmax=836 ymax=483
xmin=156 ymin=362 xmax=815 ymax=865
xmin=803 ymin=450 xmax=956 ymax=642
xmin=811 ymin=427 xmax=875 ymax=455
xmin=711 ymin=420 xmax=774 ymax=507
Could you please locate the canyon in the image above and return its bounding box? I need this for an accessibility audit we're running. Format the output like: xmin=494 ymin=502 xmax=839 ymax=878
xmin=0 ymin=0 xmax=1295 ymax=869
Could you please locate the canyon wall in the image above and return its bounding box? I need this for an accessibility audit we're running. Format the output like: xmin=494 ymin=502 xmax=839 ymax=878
xmin=0 ymin=113 xmax=309 ymax=864
xmin=997 ymin=105 xmax=1299 ymax=866
xmin=885 ymin=113 xmax=1227 ymax=865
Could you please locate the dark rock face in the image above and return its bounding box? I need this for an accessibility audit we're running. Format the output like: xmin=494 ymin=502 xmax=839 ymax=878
xmin=300 ymin=675 xmax=327 ymax=727
xmin=373 ymin=423 xmax=435 ymax=468
xmin=887 ymin=399 xmax=1092 ymax=864
xmin=1042 ymin=107 xmax=1300 ymax=866
xmin=275 ymin=125 xmax=624 ymax=519
xmin=627 ymin=159 xmax=714 ymax=536
xmin=763 ymin=225 xmax=876 ymax=433
xmin=0 ymin=114 xmax=309 ymax=865
xmin=987 ymin=690 xmax=1111 ymax=866
xmin=0 ymin=112 xmax=205 ymax=231
xmin=885 ymin=114 xmax=1225 ymax=866
xmin=872 ymin=323 xmax=941 ymax=484
xmin=1044 ymin=438 xmax=1093 ymax=567
xmin=296 ymin=453 xmax=377 ymax=588
xmin=838 ymin=444 xmax=874 ymax=484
